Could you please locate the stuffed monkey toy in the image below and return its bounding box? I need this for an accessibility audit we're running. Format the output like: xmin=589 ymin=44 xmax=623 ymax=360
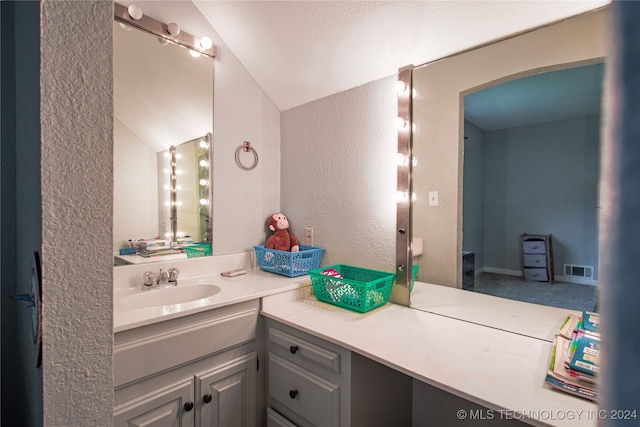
xmin=266 ymin=213 xmax=300 ymax=252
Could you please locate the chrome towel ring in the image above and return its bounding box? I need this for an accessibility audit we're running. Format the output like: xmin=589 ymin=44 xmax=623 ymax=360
xmin=235 ymin=141 xmax=259 ymax=170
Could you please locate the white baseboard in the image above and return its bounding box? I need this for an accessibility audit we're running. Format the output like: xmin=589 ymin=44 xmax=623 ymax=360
xmin=555 ymin=275 xmax=598 ymax=286
xmin=478 ymin=267 xmax=598 ymax=286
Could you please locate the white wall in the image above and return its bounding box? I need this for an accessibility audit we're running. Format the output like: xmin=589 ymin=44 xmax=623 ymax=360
xmin=114 ymin=118 xmax=159 ymax=251
xmin=281 ymin=77 xmax=397 ymax=271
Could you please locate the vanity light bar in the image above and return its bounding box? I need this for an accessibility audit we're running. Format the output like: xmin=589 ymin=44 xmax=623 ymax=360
xmin=114 ymin=3 xmax=217 ymax=59
xmin=393 ymin=65 xmax=414 ymax=305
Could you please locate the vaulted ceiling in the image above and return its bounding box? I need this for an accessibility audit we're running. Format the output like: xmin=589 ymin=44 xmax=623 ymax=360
xmin=192 ymin=1 xmax=609 ymax=111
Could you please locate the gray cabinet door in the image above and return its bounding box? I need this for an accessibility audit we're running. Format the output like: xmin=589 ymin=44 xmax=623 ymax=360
xmin=196 ymin=351 xmax=258 ymax=427
xmin=114 ymin=377 xmax=195 ymax=427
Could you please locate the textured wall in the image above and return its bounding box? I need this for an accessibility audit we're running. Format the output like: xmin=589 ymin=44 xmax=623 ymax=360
xmin=281 ymin=77 xmax=397 ymax=271
xmin=40 ymin=1 xmax=113 ymax=425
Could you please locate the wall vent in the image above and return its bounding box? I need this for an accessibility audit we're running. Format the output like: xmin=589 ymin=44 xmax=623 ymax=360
xmin=564 ymin=264 xmax=594 ymax=279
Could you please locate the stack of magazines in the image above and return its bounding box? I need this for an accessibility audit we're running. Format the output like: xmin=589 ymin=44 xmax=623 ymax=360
xmin=545 ymin=310 xmax=600 ymax=401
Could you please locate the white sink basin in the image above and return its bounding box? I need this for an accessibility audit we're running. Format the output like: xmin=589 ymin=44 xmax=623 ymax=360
xmin=120 ymin=284 xmax=221 ymax=308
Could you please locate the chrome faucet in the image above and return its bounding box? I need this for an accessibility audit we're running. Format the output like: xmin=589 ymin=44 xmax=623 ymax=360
xmin=142 ymin=267 xmax=180 ymax=290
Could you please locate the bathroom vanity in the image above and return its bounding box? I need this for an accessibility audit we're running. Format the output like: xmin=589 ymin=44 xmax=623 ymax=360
xmin=113 ymin=255 xmax=597 ymax=427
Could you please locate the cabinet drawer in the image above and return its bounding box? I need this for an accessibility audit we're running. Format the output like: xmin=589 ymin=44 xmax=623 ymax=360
xmin=268 ymin=326 xmax=341 ymax=374
xmin=522 ymin=240 xmax=547 ymax=254
xmin=269 ymin=353 xmax=340 ymax=427
xmin=523 ymin=254 xmax=547 ymax=267
xmin=523 ymin=268 xmax=549 ymax=282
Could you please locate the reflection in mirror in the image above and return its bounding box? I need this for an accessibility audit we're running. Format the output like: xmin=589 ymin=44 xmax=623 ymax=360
xmin=157 ymin=134 xmax=212 ymax=245
xmin=406 ymin=7 xmax=608 ymax=338
xmin=462 ymin=64 xmax=602 ymax=311
xmin=113 ymin=17 xmax=214 ymax=266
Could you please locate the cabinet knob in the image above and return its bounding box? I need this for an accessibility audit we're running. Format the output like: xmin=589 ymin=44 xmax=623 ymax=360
xmin=289 ymin=345 xmax=299 ymax=354
xmin=203 ymin=394 xmax=212 ymax=404
xmin=183 ymin=401 xmax=194 ymax=412
xmin=289 ymin=389 xmax=298 ymax=399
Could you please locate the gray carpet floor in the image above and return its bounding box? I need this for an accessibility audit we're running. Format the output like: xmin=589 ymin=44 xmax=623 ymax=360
xmin=471 ymin=272 xmax=598 ymax=312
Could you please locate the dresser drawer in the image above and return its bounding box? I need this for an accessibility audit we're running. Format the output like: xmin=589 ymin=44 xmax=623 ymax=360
xmin=269 ymin=353 xmax=340 ymax=427
xmin=268 ymin=325 xmax=341 ymax=374
xmin=523 ymin=254 xmax=547 ymax=267
xmin=522 ymin=240 xmax=547 ymax=254
xmin=524 ymin=268 xmax=549 ymax=282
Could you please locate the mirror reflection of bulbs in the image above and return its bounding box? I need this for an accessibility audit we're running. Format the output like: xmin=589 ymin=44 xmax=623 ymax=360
xmin=176 ymin=231 xmax=185 ymax=238
xmin=176 ymin=169 xmax=183 ymax=175
xmin=176 ymin=201 xmax=183 ymax=207
xmin=164 ymin=201 xmax=170 ymax=206
xmin=163 ymin=168 xmax=170 ymax=174
xmin=175 ymin=153 xmax=183 ymax=160
xmin=164 ymin=232 xmax=171 ymax=238
xmin=176 ymin=185 xmax=182 ymax=191
xmin=412 ymin=156 xmax=418 ymax=167
xmin=189 ymin=50 xmax=201 ymax=58
xmin=157 ymin=37 xmax=169 ymax=46
xmin=163 ymin=152 xmax=170 ymax=158
xmin=199 ymin=179 xmax=208 ymax=186
xmin=199 ymin=198 xmax=209 ymax=206
xmin=199 ymin=140 xmax=208 ymax=149
xmin=163 ymin=184 xmax=170 ymax=190
xmin=199 ymin=159 xmax=209 ymax=168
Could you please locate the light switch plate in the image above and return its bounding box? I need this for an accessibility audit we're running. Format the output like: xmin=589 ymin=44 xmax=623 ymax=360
xmin=429 ymin=191 xmax=439 ymax=206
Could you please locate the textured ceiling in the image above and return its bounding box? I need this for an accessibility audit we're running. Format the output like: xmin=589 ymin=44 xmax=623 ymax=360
xmin=193 ymin=0 xmax=609 ymax=111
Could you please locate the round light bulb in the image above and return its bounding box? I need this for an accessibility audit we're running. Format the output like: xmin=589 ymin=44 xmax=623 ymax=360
xmin=200 ymin=37 xmax=213 ymax=49
xmin=199 ymin=159 xmax=209 ymax=168
xmin=396 ymin=80 xmax=407 ymax=95
xmin=167 ymin=22 xmax=180 ymax=36
xmin=199 ymin=179 xmax=208 ymax=186
xmin=395 ymin=117 xmax=407 ymax=129
xmin=199 ymin=198 xmax=209 ymax=206
xmin=127 ymin=4 xmax=143 ymax=20
xmin=396 ymin=153 xmax=407 ymax=166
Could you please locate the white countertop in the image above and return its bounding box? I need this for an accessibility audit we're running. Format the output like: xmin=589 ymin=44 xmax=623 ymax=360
xmin=410 ymin=281 xmax=580 ymax=342
xmin=114 ymin=268 xmax=310 ymax=332
xmin=261 ymin=292 xmax=597 ymax=427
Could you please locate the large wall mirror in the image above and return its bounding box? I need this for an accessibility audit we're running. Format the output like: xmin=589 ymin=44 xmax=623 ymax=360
xmin=406 ymin=7 xmax=608 ymax=327
xmin=113 ymin=9 xmax=214 ymax=266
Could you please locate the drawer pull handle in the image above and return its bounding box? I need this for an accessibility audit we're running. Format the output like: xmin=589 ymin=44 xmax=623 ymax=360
xmin=289 ymin=389 xmax=298 ymax=399
xmin=184 ymin=401 xmax=194 ymax=412
xmin=289 ymin=345 xmax=299 ymax=354
xmin=203 ymin=394 xmax=212 ymax=404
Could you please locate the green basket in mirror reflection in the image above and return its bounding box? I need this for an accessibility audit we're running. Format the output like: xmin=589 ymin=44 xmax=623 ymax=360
xmin=185 ymin=244 xmax=212 ymax=258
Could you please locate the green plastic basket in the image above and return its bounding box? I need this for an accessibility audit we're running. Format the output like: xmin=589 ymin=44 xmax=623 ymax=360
xmin=410 ymin=264 xmax=420 ymax=292
xmin=309 ymin=264 xmax=396 ymax=313
xmin=185 ymin=243 xmax=212 ymax=258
